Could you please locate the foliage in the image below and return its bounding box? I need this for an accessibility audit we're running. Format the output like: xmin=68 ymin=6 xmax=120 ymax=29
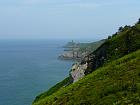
xmin=86 ymin=22 xmax=140 ymax=71
xmin=33 ymin=50 xmax=140 ymax=105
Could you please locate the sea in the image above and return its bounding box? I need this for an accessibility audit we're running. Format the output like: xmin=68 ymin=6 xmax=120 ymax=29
xmin=0 ymin=39 xmax=74 ymax=105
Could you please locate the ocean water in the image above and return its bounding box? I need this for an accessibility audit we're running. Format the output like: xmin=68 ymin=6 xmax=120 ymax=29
xmin=0 ymin=39 xmax=73 ymax=105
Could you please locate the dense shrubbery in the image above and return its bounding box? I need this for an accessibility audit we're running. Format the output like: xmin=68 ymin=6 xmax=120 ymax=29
xmin=85 ymin=21 xmax=140 ymax=72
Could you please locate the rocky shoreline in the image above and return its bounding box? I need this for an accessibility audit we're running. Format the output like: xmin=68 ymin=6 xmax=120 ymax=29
xmin=58 ymin=40 xmax=105 ymax=61
xmin=58 ymin=40 xmax=83 ymax=61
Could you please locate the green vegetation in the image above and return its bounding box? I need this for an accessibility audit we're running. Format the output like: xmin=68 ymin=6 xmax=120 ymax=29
xmin=59 ymin=39 xmax=105 ymax=60
xmin=33 ymin=50 xmax=140 ymax=105
xmin=84 ymin=21 xmax=140 ymax=72
xmin=32 ymin=19 xmax=140 ymax=105
xmin=63 ymin=39 xmax=105 ymax=53
xmin=33 ymin=77 xmax=72 ymax=103
xmin=79 ymin=39 xmax=106 ymax=53
xmin=105 ymin=24 xmax=140 ymax=62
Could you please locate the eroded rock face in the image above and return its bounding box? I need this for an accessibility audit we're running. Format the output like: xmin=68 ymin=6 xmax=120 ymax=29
xmin=70 ymin=62 xmax=88 ymax=82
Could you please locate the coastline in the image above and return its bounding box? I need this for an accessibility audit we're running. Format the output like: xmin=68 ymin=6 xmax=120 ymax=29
xmin=58 ymin=39 xmax=106 ymax=61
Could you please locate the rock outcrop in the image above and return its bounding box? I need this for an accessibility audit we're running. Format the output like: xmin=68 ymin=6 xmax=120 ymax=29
xmin=70 ymin=62 xmax=88 ymax=82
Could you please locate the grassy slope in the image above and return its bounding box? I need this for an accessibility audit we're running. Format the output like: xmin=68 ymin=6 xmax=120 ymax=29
xmin=79 ymin=39 xmax=106 ymax=53
xmin=33 ymin=77 xmax=72 ymax=103
xmin=106 ymin=25 xmax=140 ymax=62
xmin=82 ymin=23 xmax=140 ymax=74
xmin=33 ymin=22 xmax=140 ymax=105
xmin=33 ymin=50 xmax=140 ymax=105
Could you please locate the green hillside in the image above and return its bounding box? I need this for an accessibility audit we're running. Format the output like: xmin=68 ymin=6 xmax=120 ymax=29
xmin=59 ymin=39 xmax=106 ymax=60
xmin=79 ymin=39 xmax=106 ymax=53
xmin=32 ymin=19 xmax=140 ymax=105
xmin=84 ymin=22 xmax=140 ymax=74
xmin=33 ymin=50 xmax=140 ymax=105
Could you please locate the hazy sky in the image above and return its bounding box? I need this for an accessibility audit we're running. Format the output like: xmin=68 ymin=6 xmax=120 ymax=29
xmin=0 ymin=0 xmax=140 ymax=39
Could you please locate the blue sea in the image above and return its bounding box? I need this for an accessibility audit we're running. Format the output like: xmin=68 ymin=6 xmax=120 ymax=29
xmin=0 ymin=39 xmax=74 ymax=105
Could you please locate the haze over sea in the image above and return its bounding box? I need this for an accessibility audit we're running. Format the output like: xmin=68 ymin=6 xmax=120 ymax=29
xmin=0 ymin=39 xmax=77 ymax=105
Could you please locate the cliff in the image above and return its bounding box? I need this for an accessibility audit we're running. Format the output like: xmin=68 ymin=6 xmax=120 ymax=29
xmin=32 ymin=19 xmax=140 ymax=105
xmin=58 ymin=40 xmax=105 ymax=60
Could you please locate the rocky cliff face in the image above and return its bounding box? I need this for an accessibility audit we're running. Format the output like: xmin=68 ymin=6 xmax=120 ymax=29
xmin=70 ymin=62 xmax=88 ymax=82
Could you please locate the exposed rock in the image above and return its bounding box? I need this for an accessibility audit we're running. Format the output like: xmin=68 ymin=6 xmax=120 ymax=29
xmin=58 ymin=51 xmax=82 ymax=60
xmin=70 ymin=62 xmax=88 ymax=82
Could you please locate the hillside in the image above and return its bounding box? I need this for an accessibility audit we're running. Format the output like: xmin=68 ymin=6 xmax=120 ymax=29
xmin=32 ymin=19 xmax=140 ymax=105
xmin=84 ymin=22 xmax=140 ymax=74
xmin=79 ymin=39 xmax=106 ymax=53
xmin=58 ymin=39 xmax=105 ymax=60
xmin=33 ymin=50 xmax=140 ymax=105
xmin=70 ymin=21 xmax=140 ymax=82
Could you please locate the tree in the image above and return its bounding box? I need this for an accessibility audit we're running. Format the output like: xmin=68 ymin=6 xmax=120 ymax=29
xmin=124 ymin=25 xmax=131 ymax=29
xmin=112 ymin=32 xmax=118 ymax=38
xmin=138 ymin=18 xmax=140 ymax=24
xmin=108 ymin=36 xmax=111 ymax=39
xmin=118 ymin=26 xmax=123 ymax=32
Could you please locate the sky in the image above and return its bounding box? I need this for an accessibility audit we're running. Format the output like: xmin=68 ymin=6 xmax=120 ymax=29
xmin=0 ymin=0 xmax=140 ymax=40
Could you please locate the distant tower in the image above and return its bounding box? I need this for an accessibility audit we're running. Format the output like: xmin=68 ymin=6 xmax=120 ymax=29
xmin=72 ymin=40 xmax=74 ymax=58
xmin=72 ymin=40 xmax=74 ymax=43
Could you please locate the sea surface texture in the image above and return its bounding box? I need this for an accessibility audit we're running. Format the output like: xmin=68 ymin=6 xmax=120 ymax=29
xmin=0 ymin=39 xmax=73 ymax=105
